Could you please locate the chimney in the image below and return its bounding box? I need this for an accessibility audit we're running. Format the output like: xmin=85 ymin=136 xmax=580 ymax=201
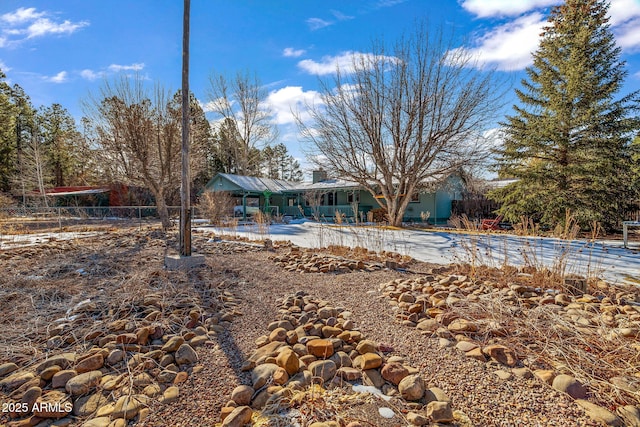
xmin=312 ymin=170 xmax=327 ymax=184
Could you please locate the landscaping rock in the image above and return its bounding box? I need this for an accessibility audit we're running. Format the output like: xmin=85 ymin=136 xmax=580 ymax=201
xmin=308 ymin=360 xmax=337 ymax=383
xmin=407 ymin=411 xmax=429 ymax=425
xmin=20 ymin=386 xmax=42 ymax=410
xmin=427 ymin=401 xmax=454 ymax=423
xmin=616 ymin=405 xmax=640 ymax=427
xmin=221 ymin=406 xmax=253 ymax=427
xmin=160 ymin=386 xmax=179 ymax=404
xmin=276 ymin=348 xmax=300 ymax=375
xmin=575 ymin=399 xmax=623 ymax=426
xmin=52 ymin=370 xmax=77 ymax=389
xmin=306 ymin=339 xmax=334 ymax=358
xmin=161 ymin=336 xmax=185 ymax=352
xmin=381 ymin=362 xmax=409 ymax=385
xmin=552 ymin=374 xmax=587 ymax=399
xmin=482 ymin=344 xmax=517 ymax=367
xmin=73 ymin=392 xmax=108 ymax=416
xmin=231 ymin=385 xmax=254 ymax=406
xmin=251 ymin=363 xmax=279 ymax=389
xmin=0 ymin=362 xmax=19 ymax=378
xmin=175 ymin=343 xmax=198 ymax=365
xmin=359 ymin=353 xmax=382 ymax=370
xmin=75 ymin=353 xmax=104 ymax=373
xmin=398 ymin=374 xmax=425 ymax=401
xmin=111 ymin=394 xmax=149 ymax=419
xmin=0 ymin=371 xmax=35 ymax=392
xmin=65 ymin=370 xmax=102 ymax=395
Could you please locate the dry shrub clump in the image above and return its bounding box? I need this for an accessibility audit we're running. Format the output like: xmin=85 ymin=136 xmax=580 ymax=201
xmin=198 ymin=191 xmax=234 ymax=225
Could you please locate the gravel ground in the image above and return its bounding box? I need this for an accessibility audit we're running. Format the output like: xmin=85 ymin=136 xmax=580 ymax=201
xmin=0 ymin=227 xmax=602 ymax=427
xmin=138 ymin=239 xmax=599 ymax=427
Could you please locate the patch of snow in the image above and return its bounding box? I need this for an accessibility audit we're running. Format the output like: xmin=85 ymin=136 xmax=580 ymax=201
xmin=0 ymin=231 xmax=102 ymax=250
xmin=352 ymin=384 xmax=392 ymax=401
xmin=196 ymin=222 xmax=640 ymax=285
xmin=378 ymin=407 xmax=395 ymax=418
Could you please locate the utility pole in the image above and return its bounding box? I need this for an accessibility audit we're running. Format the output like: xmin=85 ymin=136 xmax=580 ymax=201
xmin=166 ymin=0 xmax=203 ymax=269
xmin=180 ymin=0 xmax=191 ymax=256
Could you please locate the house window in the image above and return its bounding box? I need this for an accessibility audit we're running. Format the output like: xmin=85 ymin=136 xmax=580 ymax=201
xmin=288 ymin=198 xmax=296 ymax=207
xmin=347 ymin=192 xmax=360 ymax=204
xmin=410 ymin=192 xmax=420 ymax=203
xmin=327 ymin=192 xmax=335 ymax=206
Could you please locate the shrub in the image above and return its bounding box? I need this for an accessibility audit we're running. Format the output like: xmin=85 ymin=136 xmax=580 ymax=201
xmin=370 ymin=207 xmax=388 ymax=223
xmin=197 ymin=191 xmax=233 ymax=225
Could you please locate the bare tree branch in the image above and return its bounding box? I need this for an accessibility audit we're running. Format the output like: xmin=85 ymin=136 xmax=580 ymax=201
xmin=298 ymin=23 xmax=504 ymax=226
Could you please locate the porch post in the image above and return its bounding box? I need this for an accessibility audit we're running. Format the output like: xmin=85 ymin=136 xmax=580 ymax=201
xmin=242 ymin=192 xmax=247 ymax=221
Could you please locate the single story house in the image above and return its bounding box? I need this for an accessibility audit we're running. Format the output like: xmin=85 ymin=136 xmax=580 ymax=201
xmin=204 ymin=171 xmax=463 ymax=224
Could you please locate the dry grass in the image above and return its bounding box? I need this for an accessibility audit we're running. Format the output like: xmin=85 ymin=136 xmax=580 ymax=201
xmin=449 ymin=212 xmax=607 ymax=292
xmin=439 ymin=263 xmax=640 ymax=410
xmin=0 ymin=227 xmax=229 ymax=366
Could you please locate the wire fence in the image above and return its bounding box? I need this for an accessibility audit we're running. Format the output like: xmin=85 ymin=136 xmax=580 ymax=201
xmin=0 ymin=206 xmax=204 ymax=232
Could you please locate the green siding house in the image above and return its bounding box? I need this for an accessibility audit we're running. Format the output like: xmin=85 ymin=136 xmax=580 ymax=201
xmin=204 ymin=172 xmax=463 ymax=223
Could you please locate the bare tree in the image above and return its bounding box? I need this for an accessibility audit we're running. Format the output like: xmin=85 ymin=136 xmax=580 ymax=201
xmin=298 ymin=24 xmax=503 ymax=226
xmin=207 ymin=71 xmax=277 ymax=175
xmin=83 ymin=76 xmax=180 ymax=229
xmin=302 ymin=189 xmax=327 ymax=221
xmin=19 ymin=127 xmax=50 ymax=207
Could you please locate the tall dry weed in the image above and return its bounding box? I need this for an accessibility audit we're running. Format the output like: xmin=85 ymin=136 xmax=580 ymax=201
xmin=452 ymin=211 xmax=606 ymax=291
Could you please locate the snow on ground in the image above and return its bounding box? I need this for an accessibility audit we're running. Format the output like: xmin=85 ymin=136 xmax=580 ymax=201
xmin=0 ymin=231 xmax=102 ymax=250
xmin=199 ymin=220 xmax=640 ymax=286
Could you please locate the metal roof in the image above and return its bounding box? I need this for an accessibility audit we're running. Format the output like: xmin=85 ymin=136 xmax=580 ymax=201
xmin=218 ymin=173 xmax=298 ymax=193
xmin=289 ymin=178 xmax=361 ymax=192
xmin=41 ymin=187 xmax=110 ymax=197
xmin=213 ymin=172 xmax=455 ymax=194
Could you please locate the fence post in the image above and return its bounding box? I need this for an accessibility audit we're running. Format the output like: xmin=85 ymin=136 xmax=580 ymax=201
xmin=58 ymin=207 xmax=62 ymax=232
xmin=138 ymin=206 xmax=142 ymax=230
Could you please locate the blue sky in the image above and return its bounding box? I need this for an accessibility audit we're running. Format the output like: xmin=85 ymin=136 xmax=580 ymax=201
xmin=1 ymin=0 xmax=639 ymax=173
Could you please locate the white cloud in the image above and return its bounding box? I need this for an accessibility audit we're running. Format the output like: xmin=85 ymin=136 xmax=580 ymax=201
xmin=201 ymin=97 xmax=235 ymax=114
xmin=1 ymin=7 xmax=45 ymax=24
xmin=376 ymin=0 xmax=406 ymax=7
xmin=609 ymin=0 xmax=640 ymax=26
xmin=79 ymin=63 xmax=144 ymax=80
xmin=283 ymin=47 xmax=306 ymax=58
xmin=24 ymin=18 xmax=88 ymax=38
xmin=266 ymin=86 xmax=322 ymax=125
xmin=0 ymin=60 xmax=10 ymax=72
xmin=108 ymin=63 xmax=145 ymax=72
xmin=306 ymin=17 xmax=332 ymax=31
xmin=460 ymin=0 xmax=560 ymax=18
xmin=45 ymin=71 xmax=67 ymax=83
xmin=615 ymin=19 xmax=640 ymax=51
xmin=330 ymin=10 xmax=354 ymax=21
xmin=298 ymin=51 xmax=399 ymax=75
xmin=451 ymin=13 xmax=546 ymax=71
xmin=609 ymin=0 xmax=640 ymax=51
xmin=80 ymin=69 xmax=103 ymax=81
xmin=0 ymin=7 xmax=88 ymax=46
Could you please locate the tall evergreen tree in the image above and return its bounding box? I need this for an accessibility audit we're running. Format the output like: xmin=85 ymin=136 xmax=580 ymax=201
xmin=491 ymin=0 xmax=639 ymax=229
xmin=259 ymin=142 xmax=303 ymax=181
xmin=38 ymin=103 xmax=82 ymax=188
xmin=0 ymin=71 xmax=16 ymax=192
xmin=10 ymin=85 xmax=37 ymax=202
